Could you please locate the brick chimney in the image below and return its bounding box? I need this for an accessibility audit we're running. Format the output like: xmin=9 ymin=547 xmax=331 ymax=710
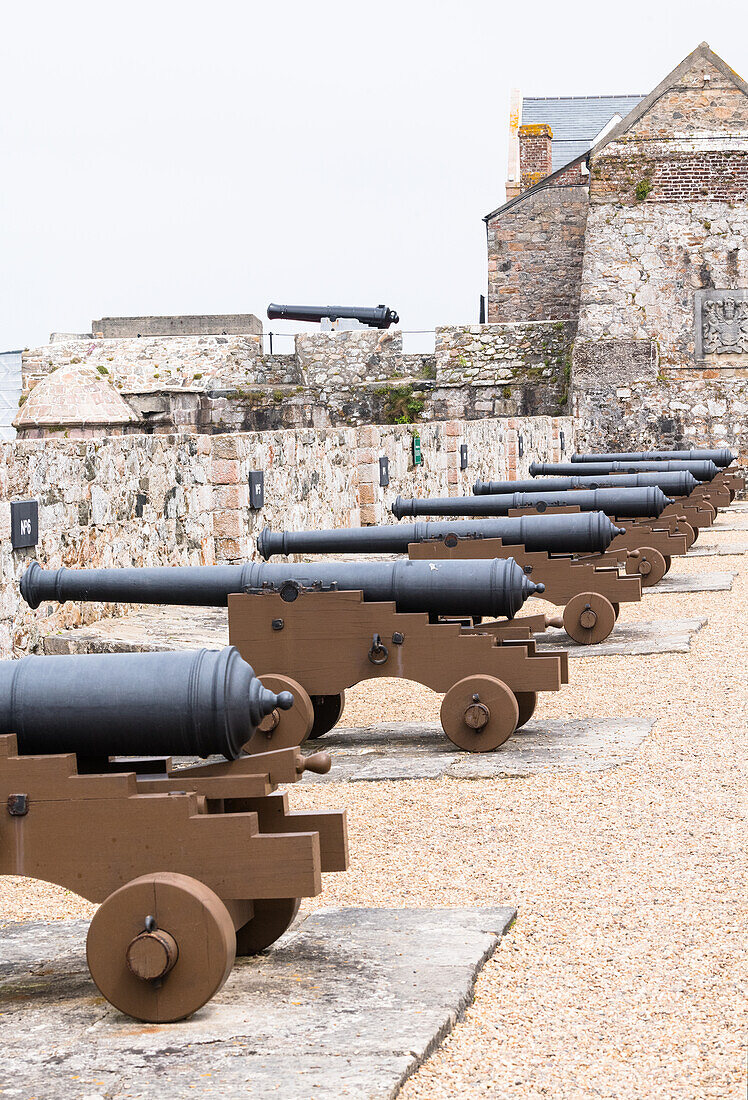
xmin=519 ymin=123 xmax=553 ymax=192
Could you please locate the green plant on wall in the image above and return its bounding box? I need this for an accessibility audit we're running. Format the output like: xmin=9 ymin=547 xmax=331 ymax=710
xmin=634 ymin=178 xmax=653 ymax=202
xmin=374 ymin=384 xmax=425 ymax=424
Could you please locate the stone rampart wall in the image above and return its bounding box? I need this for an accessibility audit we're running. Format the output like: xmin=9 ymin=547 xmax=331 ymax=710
xmin=435 ymin=321 xmax=574 ymax=389
xmin=0 ymin=415 xmax=572 ymax=659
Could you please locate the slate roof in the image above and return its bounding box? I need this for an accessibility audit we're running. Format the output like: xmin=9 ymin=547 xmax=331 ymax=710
xmin=522 ymin=95 xmax=645 ymax=170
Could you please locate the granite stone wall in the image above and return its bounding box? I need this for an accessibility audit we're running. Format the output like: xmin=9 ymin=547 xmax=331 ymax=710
xmin=435 ymin=321 xmax=574 ymax=388
xmin=486 ymin=184 xmax=589 ymax=323
xmin=572 ymin=370 xmax=748 ymax=462
xmin=0 ymin=415 xmax=572 ymax=658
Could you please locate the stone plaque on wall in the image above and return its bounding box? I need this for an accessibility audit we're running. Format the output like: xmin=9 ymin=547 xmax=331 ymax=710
xmin=695 ymin=289 xmax=748 ymax=360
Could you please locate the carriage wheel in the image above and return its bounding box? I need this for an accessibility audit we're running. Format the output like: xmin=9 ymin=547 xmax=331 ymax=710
xmin=244 ymin=675 xmax=314 ymax=754
xmin=624 ymin=547 xmax=667 ymax=587
xmin=514 ymin=691 xmax=537 ymax=729
xmin=86 ymin=872 xmax=236 ymax=1023
xmin=663 ymin=555 xmax=672 ymax=572
xmin=235 ymin=898 xmax=301 ymax=956
xmin=679 ymin=521 xmax=696 ymax=548
xmin=306 ymin=692 xmax=346 ymax=741
xmin=563 ymin=592 xmax=617 ymax=645
xmin=440 ymin=675 xmax=519 ymax=752
xmin=611 ymin=602 xmax=620 ymax=621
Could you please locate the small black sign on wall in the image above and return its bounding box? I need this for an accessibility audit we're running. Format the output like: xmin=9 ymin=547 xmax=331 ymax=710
xmin=11 ymin=500 xmax=39 ymax=550
xmin=248 ymin=471 xmax=265 ymax=509
xmin=460 ymin=444 xmax=468 ymax=470
xmin=379 ymin=456 xmax=390 ymax=487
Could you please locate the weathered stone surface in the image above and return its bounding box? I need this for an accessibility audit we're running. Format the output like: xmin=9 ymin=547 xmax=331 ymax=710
xmin=687 ymin=542 xmax=748 ymax=556
xmin=486 ymin=184 xmax=589 ymax=323
xmin=92 ymin=314 xmax=263 ymax=338
xmin=535 ymin=618 xmax=707 ymax=656
xmin=13 ymin=364 xmax=138 ymax=435
xmin=642 ymin=571 xmax=735 ymax=593
xmin=303 ymin=718 xmax=655 ymax=781
xmin=0 ymin=907 xmax=515 ymax=1100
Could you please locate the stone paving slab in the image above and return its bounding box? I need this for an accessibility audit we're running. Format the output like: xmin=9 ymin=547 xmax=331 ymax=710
xmin=643 ymin=571 xmax=735 ymax=593
xmin=43 ymin=605 xmax=229 ymax=653
xmin=303 ymin=717 xmax=654 ymax=781
xmin=687 ymin=542 xmax=748 ymax=557
xmin=536 ymin=617 xmax=707 ymax=656
xmin=0 ymin=907 xmax=514 ymax=1100
xmin=710 ymin=518 xmax=748 ymax=532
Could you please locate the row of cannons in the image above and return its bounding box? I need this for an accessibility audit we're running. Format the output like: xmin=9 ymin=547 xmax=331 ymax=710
xmin=2 ymin=447 xmax=742 ymax=1024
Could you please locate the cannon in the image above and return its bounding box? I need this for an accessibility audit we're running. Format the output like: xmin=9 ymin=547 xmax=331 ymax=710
xmin=392 ymin=486 xmax=672 ymax=520
xmin=258 ymin=512 xmax=624 ymax=559
xmin=21 ymin=562 xmax=568 ymax=754
xmin=569 ymin=449 xmax=744 ymax=500
xmin=258 ymin=516 xmax=642 ymax=645
xmin=474 ymin=468 xmax=721 ymax=525
xmin=0 ymin=648 xmax=348 ymax=1023
xmin=267 ymin=303 xmax=399 ymax=329
xmin=530 ymin=459 xmax=719 ymax=480
xmin=528 ymin=459 xmax=726 ymax=517
xmin=473 ymin=471 xmax=698 ymax=496
xmin=21 ymin=557 xmax=544 ymax=621
xmin=0 ymin=646 xmax=293 ymax=764
xmin=571 ymin=448 xmax=736 ymax=466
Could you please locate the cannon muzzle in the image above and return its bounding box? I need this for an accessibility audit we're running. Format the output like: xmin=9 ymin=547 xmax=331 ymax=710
xmin=473 ymin=471 xmax=698 ymax=497
xmin=22 ymin=557 xmax=542 ymax=620
xmin=529 ymin=459 xmax=719 ymax=482
xmin=392 ymin=486 xmax=671 ymax=520
xmin=258 ymin=511 xmax=624 ymax=559
xmin=571 ymin=448 xmax=736 ymax=468
xmin=0 ymin=647 xmax=291 ymax=760
xmin=267 ymin=303 xmax=399 ymax=329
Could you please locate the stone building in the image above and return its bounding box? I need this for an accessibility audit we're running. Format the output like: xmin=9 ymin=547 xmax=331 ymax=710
xmin=486 ymin=42 xmax=748 ymax=455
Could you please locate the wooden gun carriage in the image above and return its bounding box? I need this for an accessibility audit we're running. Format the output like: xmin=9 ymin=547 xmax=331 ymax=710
xmin=229 ymin=586 xmax=569 ymax=753
xmin=0 ymin=649 xmax=347 ymax=1024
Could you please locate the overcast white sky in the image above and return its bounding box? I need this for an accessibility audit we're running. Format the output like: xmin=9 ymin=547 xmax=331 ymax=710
xmin=1 ymin=0 xmax=746 ymax=352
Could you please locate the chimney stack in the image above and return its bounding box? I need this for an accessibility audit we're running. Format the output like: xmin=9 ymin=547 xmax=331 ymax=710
xmin=519 ymin=124 xmax=553 ymax=192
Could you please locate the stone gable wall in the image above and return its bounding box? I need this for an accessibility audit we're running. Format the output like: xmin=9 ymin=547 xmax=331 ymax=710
xmin=486 ymin=185 xmax=589 ymax=323
xmin=0 ymin=415 xmax=572 ymax=659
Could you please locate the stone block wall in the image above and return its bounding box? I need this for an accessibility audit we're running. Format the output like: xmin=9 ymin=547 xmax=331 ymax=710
xmin=486 ymin=184 xmax=589 ymax=323
xmin=435 ymin=321 xmax=574 ymax=390
xmin=22 ymin=334 xmax=299 ymax=394
xmin=572 ymin=370 xmax=748 ymax=461
xmin=0 ymin=415 xmax=572 ymax=658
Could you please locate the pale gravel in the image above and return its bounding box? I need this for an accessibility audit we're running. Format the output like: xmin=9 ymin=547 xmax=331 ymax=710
xmin=2 ymin=527 xmax=746 ymax=1098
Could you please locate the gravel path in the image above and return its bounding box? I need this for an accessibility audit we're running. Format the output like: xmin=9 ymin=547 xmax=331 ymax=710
xmin=2 ymin=526 xmax=745 ymax=1097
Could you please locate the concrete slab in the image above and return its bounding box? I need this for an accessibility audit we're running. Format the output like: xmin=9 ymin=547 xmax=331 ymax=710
xmin=303 ymin=717 xmax=654 ymax=781
xmin=687 ymin=542 xmax=748 ymax=557
xmin=0 ymin=907 xmax=514 ymax=1100
xmin=537 ymin=618 xmax=707 ymax=656
xmin=644 ymin=571 xmax=735 ymax=594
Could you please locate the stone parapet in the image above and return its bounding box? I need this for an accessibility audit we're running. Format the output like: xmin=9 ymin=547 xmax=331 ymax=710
xmin=0 ymin=414 xmax=572 ymax=658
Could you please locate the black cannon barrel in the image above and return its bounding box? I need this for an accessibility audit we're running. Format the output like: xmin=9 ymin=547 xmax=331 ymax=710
xmin=0 ymin=647 xmax=292 ymax=761
xmin=473 ymin=471 xmax=698 ymax=497
xmin=258 ymin=512 xmax=624 ymax=559
xmin=267 ymin=303 xmax=399 ymax=329
xmin=392 ymin=486 xmax=671 ymax=521
xmin=21 ymin=558 xmax=542 ymax=620
xmin=571 ymin=448 xmax=736 ymax=467
xmin=529 ymin=459 xmax=719 ymax=482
